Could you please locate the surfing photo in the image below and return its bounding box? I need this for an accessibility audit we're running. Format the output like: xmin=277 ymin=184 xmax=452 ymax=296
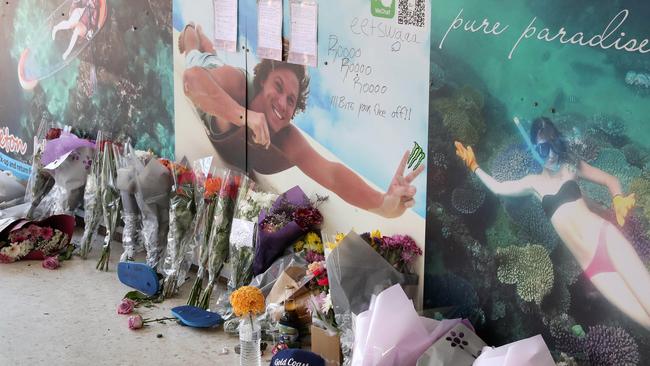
xmin=0 ymin=0 xmax=174 ymax=181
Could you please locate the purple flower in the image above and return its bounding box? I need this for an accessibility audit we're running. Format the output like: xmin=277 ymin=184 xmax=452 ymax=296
xmin=305 ymin=250 xmax=325 ymax=263
xmin=42 ymin=257 xmax=60 ymax=270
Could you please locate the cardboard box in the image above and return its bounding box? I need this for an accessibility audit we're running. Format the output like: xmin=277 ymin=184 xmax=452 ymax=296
xmin=311 ymin=325 xmax=342 ymax=366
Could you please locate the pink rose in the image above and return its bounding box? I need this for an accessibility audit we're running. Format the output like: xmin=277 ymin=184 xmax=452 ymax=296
xmin=42 ymin=256 xmax=60 ymax=270
xmin=128 ymin=314 xmax=144 ymax=330
xmin=117 ymin=299 xmax=136 ymax=314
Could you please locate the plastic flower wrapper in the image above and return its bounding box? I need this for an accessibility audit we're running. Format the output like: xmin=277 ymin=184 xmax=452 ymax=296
xmin=41 ymin=131 xmax=95 ymax=216
xmin=351 ymin=284 xmax=474 ymax=366
xmin=0 ymin=171 xmax=26 ymax=207
xmin=472 ymin=335 xmax=555 ymax=366
xmin=96 ymin=141 xmax=123 ymax=271
xmin=115 ymin=141 xmax=145 ymax=262
xmin=308 ymin=291 xmax=337 ymax=335
xmin=79 ymin=131 xmax=104 ymax=258
xmin=326 ymin=231 xmax=417 ymax=365
xmin=25 ymin=127 xmax=57 ymax=219
xmin=133 ymin=156 xmax=172 ymax=271
xmin=187 ymin=157 xmax=224 ymax=306
xmin=197 ymin=169 xmax=244 ymax=309
xmin=161 ymin=159 xmax=197 ymax=298
xmin=237 ymin=190 xmax=278 ymax=222
xmin=253 ymin=186 xmax=321 ymax=276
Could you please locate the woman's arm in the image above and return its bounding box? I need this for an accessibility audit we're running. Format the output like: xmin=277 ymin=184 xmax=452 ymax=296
xmin=455 ymin=141 xmax=534 ymax=197
xmin=475 ymin=168 xmax=535 ymax=197
xmin=576 ymin=160 xmax=622 ymax=197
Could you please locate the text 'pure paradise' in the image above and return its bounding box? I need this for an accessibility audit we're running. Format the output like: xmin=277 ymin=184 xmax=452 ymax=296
xmin=439 ymin=9 xmax=649 ymax=59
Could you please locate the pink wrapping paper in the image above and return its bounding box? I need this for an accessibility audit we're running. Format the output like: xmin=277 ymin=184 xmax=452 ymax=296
xmin=472 ymin=335 xmax=555 ymax=366
xmin=351 ymin=284 xmax=471 ymax=366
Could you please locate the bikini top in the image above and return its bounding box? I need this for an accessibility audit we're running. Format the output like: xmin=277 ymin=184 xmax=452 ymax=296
xmin=541 ymin=180 xmax=582 ymax=218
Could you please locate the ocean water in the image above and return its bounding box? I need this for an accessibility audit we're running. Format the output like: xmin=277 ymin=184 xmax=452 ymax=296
xmin=430 ymin=0 xmax=650 ymax=147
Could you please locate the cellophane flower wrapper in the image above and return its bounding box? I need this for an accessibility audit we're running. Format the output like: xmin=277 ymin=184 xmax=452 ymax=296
xmin=133 ymin=157 xmax=171 ymax=272
xmin=40 ymin=131 xmax=95 ymax=216
xmin=96 ymin=142 xmax=123 ymax=271
xmin=197 ymin=169 xmax=243 ymax=310
xmin=25 ymin=129 xmax=55 ymax=219
xmin=115 ymin=142 xmax=144 ymax=262
xmin=162 ymin=160 xmax=197 ymax=298
xmin=0 ymin=171 xmax=26 ymax=207
xmin=79 ymin=131 xmax=104 ymax=258
xmin=252 ymin=186 xmax=311 ymax=276
xmin=186 ymin=157 xmax=223 ymax=306
xmin=326 ymin=231 xmax=415 ymax=365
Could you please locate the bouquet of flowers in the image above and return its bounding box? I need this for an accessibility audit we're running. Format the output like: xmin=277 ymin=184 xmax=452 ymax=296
xmin=116 ymin=141 xmax=145 ymax=262
xmin=25 ymin=128 xmax=58 ymax=219
xmin=294 ymin=231 xmax=325 ymax=263
xmin=161 ymin=159 xmax=197 ymax=298
xmin=133 ymin=156 xmax=172 ymax=271
xmin=0 ymin=215 xmax=75 ymax=264
xmin=79 ymin=131 xmax=104 ymax=258
xmin=40 ymin=130 xmax=96 ymax=216
xmin=96 ymin=141 xmax=123 ymax=271
xmin=187 ymin=158 xmax=223 ymax=306
xmin=198 ymin=170 xmax=244 ymax=309
xmin=253 ymin=186 xmax=326 ymax=276
xmin=374 ymin=233 xmax=422 ymax=274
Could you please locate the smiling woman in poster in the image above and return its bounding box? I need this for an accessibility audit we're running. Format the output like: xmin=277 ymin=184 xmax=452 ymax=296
xmin=455 ymin=117 xmax=650 ymax=328
xmin=179 ymin=24 xmax=423 ymax=218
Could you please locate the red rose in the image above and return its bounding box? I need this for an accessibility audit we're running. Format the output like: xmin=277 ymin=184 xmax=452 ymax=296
xmin=317 ymin=277 xmax=329 ymax=287
xmin=45 ymin=128 xmax=62 ymax=140
xmin=311 ymin=267 xmax=324 ymax=277
xmin=178 ymin=171 xmax=195 ymax=186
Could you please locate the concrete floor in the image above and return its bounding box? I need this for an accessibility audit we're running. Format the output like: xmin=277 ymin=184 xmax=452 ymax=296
xmin=0 ymin=246 xmax=270 ymax=366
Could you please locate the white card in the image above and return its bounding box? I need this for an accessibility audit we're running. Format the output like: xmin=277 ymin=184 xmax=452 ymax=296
xmin=288 ymin=0 xmax=318 ymax=67
xmin=213 ymin=0 xmax=238 ymax=52
xmin=257 ymin=0 xmax=283 ymax=61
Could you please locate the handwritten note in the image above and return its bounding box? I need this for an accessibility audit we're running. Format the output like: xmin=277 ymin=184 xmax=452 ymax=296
xmin=213 ymin=0 xmax=238 ymax=52
xmin=257 ymin=0 xmax=283 ymax=61
xmin=288 ymin=0 xmax=318 ymax=67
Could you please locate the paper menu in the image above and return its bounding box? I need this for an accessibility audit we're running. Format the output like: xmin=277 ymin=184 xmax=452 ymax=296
xmin=257 ymin=0 xmax=283 ymax=61
xmin=288 ymin=0 xmax=318 ymax=67
xmin=213 ymin=0 xmax=238 ymax=52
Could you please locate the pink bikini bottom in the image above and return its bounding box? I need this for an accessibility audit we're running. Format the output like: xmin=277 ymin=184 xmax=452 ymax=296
xmin=584 ymin=221 xmax=617 ymax=279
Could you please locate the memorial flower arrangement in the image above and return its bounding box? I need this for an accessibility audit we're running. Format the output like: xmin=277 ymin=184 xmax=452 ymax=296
xmin=162 ymin=160 xmax=197 ymax=298
xmin=253 ymin=186 xmax=326 ymax=275
xmin=197 ymin=170 xmax=244 ymax=309
xmin=79 ymin=132 xmax=104 ymax=258
xmin=96 ymin=141 xmax=123 ymax=271
xmin=187 ymin=166 xmax=224 ymax=306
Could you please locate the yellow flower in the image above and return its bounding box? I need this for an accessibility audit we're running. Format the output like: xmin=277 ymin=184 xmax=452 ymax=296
xmin=230 ymin=286 xmax=265 ymax=317
xmin=335 ymin=233 xmax=345 ymax=243
xmin=294 ymin=239 xmax=305 ymax=252
xmin=304 ymin=232 xmax=323 ymax=253
xmin=370 ymin=229 xmax=382 ymax=239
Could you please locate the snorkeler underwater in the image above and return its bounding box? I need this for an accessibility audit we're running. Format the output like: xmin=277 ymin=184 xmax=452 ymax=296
xmin=425 ymin=0 xmax=650 ymax=364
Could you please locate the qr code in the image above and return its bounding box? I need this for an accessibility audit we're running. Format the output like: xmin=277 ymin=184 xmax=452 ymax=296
xmin=397 ymin=0 xmax=425 ymax=27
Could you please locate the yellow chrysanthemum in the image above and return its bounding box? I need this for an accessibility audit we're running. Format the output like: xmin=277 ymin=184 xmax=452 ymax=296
xmin=370 ymin=229 xmax=382 ymax=239
xmin=230 ymin=286 xmax=265 ymax=317
xmin=304 ymin=232 xmax=323 ymax=253
xmin=294 ymin=239 xmax=305 ymax=252
xmin=335 ymin=233 xmax=345 ymax=243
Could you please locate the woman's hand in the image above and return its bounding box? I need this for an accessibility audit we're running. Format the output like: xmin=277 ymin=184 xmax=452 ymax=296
xmin=373 ymin=150 xmax=424 ymax=218
xmin=247 ymin=112 xmax=271 ymax=149
xmin=454 ymin=141 xmax=479 ymax=172
xmin=613 ymin=193 xmax=636 ymax=226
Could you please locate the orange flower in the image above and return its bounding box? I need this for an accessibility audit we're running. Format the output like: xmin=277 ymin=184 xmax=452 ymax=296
xmin=230 ymin=286 xmax=265 ymax=317
xmin=159 ymin=158 xmax=174 ymax=172
xmin=205 ymin=177 xmax=222 ymax=198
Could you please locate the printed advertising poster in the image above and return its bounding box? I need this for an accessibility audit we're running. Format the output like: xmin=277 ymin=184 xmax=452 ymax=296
xmin=424 ymin=0 xmax=650 ymax=363
xmin=173 ymin=0 xmax=431 ymax=295
xmin=0 ymin=0 xmax=174 ymax=180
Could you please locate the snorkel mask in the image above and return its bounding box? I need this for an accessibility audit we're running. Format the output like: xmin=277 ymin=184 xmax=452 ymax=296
xmin=513 ymin=117 xmax=561 ymax=172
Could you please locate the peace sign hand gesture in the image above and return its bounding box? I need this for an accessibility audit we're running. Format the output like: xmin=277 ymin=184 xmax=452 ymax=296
xmin=373 ymin=150 xmax=425 ymax=218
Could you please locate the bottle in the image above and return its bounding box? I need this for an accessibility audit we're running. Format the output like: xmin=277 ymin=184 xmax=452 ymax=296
xmin=278 ymin=286 xmax=300 ymax=347
xmin=239 ymin=315 xmax=261 ymax=366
